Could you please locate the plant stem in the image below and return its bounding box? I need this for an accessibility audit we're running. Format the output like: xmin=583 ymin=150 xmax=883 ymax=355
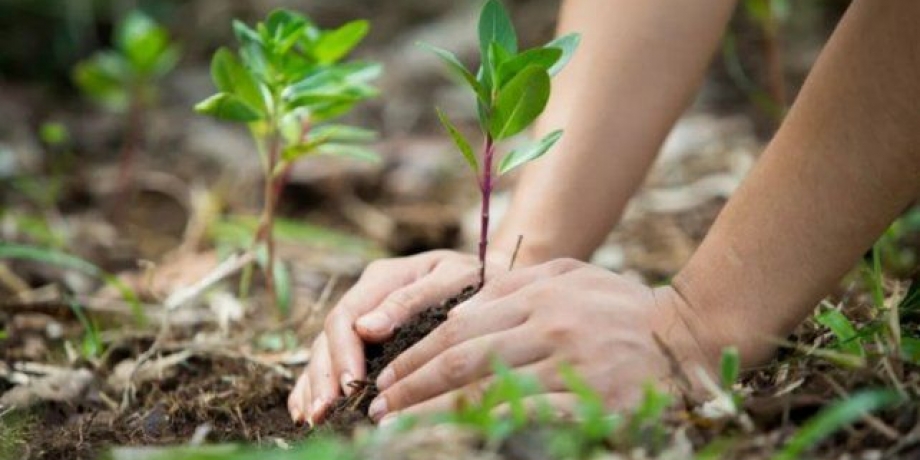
xmin=478 ymin=135 xmax=496 ymax=287
xmin=115 ymin=85 xmax=144 ymax=213
xmin=255 ymin=130 xmax=282 ymax=309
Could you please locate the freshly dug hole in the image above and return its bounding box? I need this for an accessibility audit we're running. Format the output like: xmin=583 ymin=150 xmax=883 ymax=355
xmin=321 ymin=285 xmax=479 ymax=432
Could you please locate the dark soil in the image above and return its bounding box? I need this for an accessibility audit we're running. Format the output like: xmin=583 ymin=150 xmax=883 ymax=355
xmin=20 ymin=356 xmax=300 ymax=460
xmin=321 ymin=285 xmax=479 ymax=432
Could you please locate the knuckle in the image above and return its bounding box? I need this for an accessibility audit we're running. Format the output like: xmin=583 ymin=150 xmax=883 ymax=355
xmin=439 ymin=349 xmax=471 ymax=384
xmin=389 ymin=355 xmax=415 ymax=383
xmin=542 ymin=316 xmax=576 ymax=344
xmin=383 ymin=287 xmax=420 ymax=316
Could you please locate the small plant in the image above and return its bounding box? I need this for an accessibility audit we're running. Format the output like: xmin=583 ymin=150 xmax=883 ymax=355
xmin=73 ymin=11 xmax=179 ymax=196
xmin=422 ymin=0 xmax=580 ymax=286
xmin=195 ymin=10 xmax=380 ymax=308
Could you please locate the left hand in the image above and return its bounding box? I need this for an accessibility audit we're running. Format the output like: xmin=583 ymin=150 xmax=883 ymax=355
xmin=366 ymin=258 xmax=726 ymax=423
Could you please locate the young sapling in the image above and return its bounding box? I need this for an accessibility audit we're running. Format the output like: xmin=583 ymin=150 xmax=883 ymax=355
xmin=73 ymin=11 xmax=180 ymax=197
xmin=422 ymin=0 xmax=580 ymax=286
xmin=195 ymin=10 xmax=381 ymax=309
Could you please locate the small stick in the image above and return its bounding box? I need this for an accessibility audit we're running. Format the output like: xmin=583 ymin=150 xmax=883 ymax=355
xmin=508 ymin=235 xmax=524 ymax=271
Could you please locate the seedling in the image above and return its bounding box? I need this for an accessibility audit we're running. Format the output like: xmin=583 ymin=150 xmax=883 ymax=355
xmin=195 ymin=10 xmax=380 ymax=309
xmin=73 ymin=11 xmax=179 ymax=197
xmin=422 ymin=0 xmax=580 ymax=286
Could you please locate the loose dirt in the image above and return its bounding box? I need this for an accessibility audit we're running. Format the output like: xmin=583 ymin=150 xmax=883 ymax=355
xmin=321 ymin=285 xmax=479 ymax=432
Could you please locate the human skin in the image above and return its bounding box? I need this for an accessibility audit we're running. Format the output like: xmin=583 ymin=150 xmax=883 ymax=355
xmin=290 ymin=0 xmax=920 ymax=425
xmin=289 ymin=0 xmax=736 ymax=424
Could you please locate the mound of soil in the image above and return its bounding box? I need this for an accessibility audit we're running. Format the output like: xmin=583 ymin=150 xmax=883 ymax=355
xmin=321 ymin=285 xmax=478 ymax=432
xmin=21 ymin=356 xmax=299 ymax=460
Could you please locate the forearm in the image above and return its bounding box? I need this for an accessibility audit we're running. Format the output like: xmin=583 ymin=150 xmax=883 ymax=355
xmin=494 ymin=0 xmax=737 ymax=264
xmin=673 ymin=0 xmax=920 ymax=365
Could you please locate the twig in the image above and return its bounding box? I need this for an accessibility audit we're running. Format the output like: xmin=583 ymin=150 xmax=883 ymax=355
xmin=164 ymin=251 xmax=254 ymax=310
xmin=508 ymin=235 xmax=524 ymax=271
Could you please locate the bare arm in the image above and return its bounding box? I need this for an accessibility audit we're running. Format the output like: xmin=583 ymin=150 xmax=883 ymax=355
xmin=494 ymin=0 xmax=738 ymax=265
xmin=673 ymin=0 xmax=920 ymax=366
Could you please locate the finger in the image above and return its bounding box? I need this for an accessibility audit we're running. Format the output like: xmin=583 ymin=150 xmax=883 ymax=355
xmin=375 ymin=360 xmax=565 ymax=422
xmin=378 ymin=297 xmax=530 ymax=391
xmin=450 ymin=258 xmax=584 ymax=317
xmin=370 ymin=329 xmax=553 ymax=420
xmin=306 ymin=335 xmax=339 ymax=425
xmin=356 ymin=262 xmax=478 ymax=342
xmin=288 ymin=370 xmax=311 ymax=424
xmin=326 ymin=255 xmax=437 ymax=395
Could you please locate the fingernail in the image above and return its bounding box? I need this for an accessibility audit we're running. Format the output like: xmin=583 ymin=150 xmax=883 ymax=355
xmin=357 ymin=312 xmax=390 ymax=334
xmin=368 ymin=397 xmax=388 ymax=421
xmin=341 ymin=372 xmax=355 ymax=395
xmin=377 ymin=368 xmax=395 ymax=391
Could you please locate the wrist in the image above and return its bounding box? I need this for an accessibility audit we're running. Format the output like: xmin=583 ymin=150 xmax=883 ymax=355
xmin=668 ymin=271 xmax=779 ymax=369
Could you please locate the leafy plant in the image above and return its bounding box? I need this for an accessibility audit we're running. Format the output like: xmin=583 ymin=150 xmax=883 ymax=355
xmin=73 ymin=10 xmax=179 ymax=196
xmin=195 ymin=10 xmax=380 ymax=310
xmin=441 ymin=361 xmax=543 ymax=445
xmin=422 ymin=0 xmax=580 ymax=286
xmin=816 ymin=308 xmax=865 ymax=358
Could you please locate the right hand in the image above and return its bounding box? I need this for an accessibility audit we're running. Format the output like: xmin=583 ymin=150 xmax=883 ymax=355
xmin=287 ymin=249 xmax=509 ymax=425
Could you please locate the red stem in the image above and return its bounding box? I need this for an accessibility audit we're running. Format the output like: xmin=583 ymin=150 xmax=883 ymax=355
xmin=478 ymin=135 xmax=495 ymax=287
xmin=116 ymin=87 xmax=143 ymax=206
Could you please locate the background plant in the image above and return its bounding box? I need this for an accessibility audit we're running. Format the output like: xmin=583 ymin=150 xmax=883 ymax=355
xmin=422 ymin=0 xmax=580 ymax=286
xmin=73 ymin=10 xmax=179 ymax=197
xmin=195 ymin=9 xmax=380 ymax=310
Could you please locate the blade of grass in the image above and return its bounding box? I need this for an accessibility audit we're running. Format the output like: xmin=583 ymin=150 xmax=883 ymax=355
xmin=0 ymin=243 xmax=145 ymax=326
xmin=772 ymin=389 xmax=901 ymax=460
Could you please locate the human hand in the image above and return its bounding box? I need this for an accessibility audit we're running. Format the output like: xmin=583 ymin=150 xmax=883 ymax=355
xmin=288 ymin=249 xmax=510 ymax=425
xmin=365 ymin=259 xmax=736 ymax=423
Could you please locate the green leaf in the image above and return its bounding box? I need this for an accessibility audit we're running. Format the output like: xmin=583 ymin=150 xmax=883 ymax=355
xmin=39 ymin=122 xmax=69 ymax=146
xmin=194 ymin=93 xmax=263 ymax=122
xmin=310 ymin=124 xmax=377 ymax=144
xmin=498 ymin=129 xmax=561 ymax=175
xmin=772 ymin=389 xmax=901 ymax=460
xmin=901 ymin=337 xmax=920 ymax=364
xmin=479 ymin=0 xmax=517 ymax=57
xmin=116 ymin=11 xmax=173 ymax=75
xmin=815 ymin=309 xmax=864 ymax=356
xmin=545 ymin=33 xmax=581 ymax=76
xmin=489 ymin=65 xmax=550 ymax=139
xmin=436 ymin=108 xmax=478 ymax=172
xmin=265 ymin=9 xmax=309 ymax=53
xmin=73 ymin=53 xmax=131 ymax=110
xmin=210 ymin=48 xmax=266 ymax=113
xmin=233 ymin=20 xmax=262 ymax=45
xmin=313 ymin=20 xmax=370 ymax=64
xmin=719 ymin=346 xmax=740 ymax=389
xmin=282 ymin=63 xmax=381 ymax=105
xmin=316 ymin=143 xmax=380 ymax=163
xmin=273 ymin=259 xmax=292 ymax=316
xmin=418 ymin=42 xmax=488 ymax=104
xmin=496 ymin=47 xmax=561 ymax=89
